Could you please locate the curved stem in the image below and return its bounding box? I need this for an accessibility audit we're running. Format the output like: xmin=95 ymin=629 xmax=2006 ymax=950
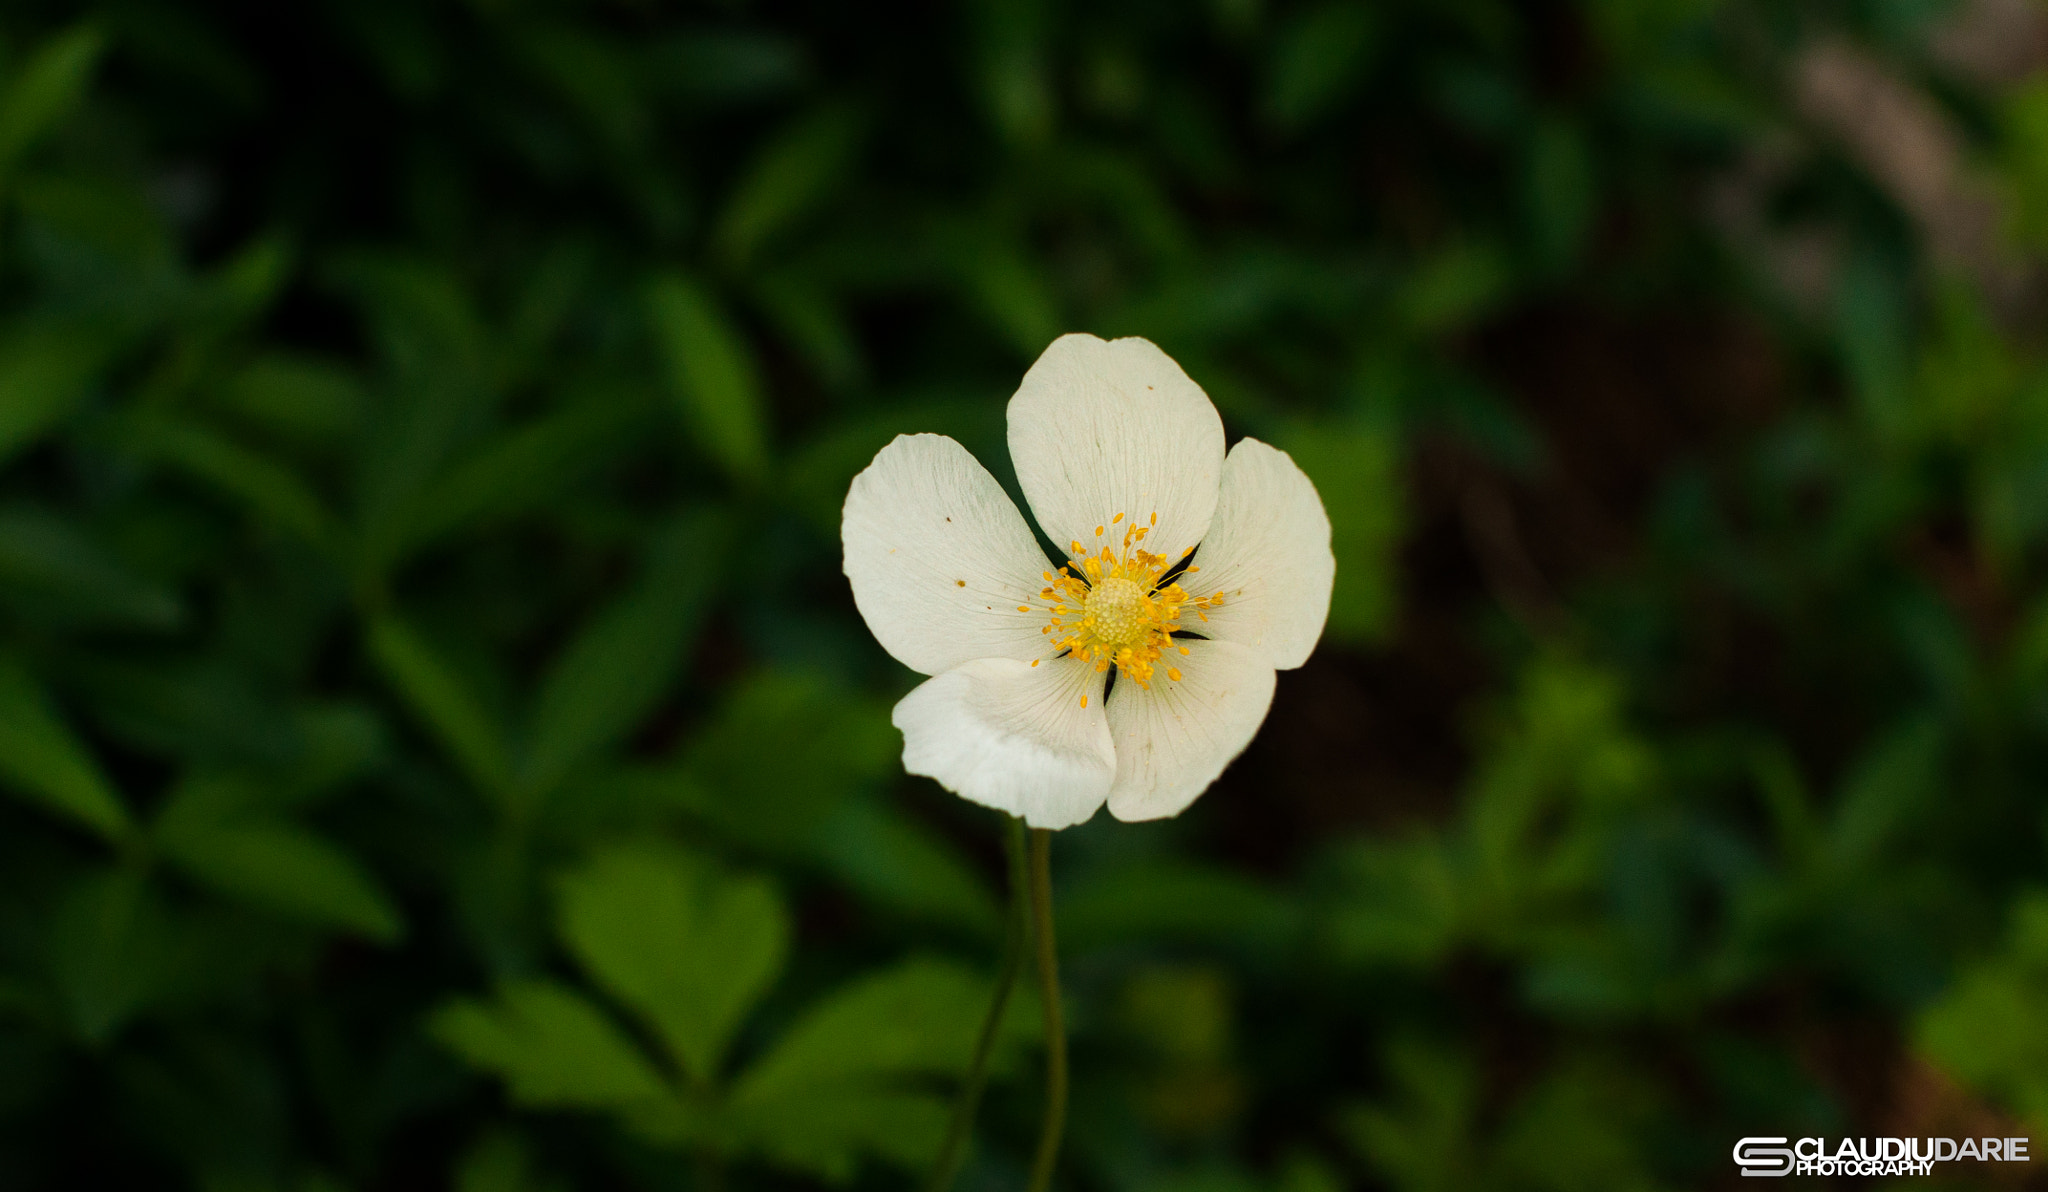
xmin=1026 ymin=827 xmax=1066 ymax=1192
xmin=925 ymin=816 xmax=1030 ymax=1192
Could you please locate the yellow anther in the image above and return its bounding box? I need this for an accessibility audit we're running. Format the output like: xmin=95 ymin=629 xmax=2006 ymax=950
xmin=1168 ymin=667 xmax=1182 ymax=682
xmin=1035 ymin=514 xmax=1219 ymax=689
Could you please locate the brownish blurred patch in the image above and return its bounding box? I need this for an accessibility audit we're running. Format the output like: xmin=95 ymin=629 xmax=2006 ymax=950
xmin=1885 ymin=1054 xmax=2044 ymax=1188
xmin=1205 ymin=303 xmax=1787 ymax=869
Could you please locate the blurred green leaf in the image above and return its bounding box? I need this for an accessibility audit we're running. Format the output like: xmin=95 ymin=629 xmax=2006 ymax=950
xmin=0 ymin=504 xmax=180 ymax=627
xmin=961 ymin=241 xmax=1061 ymax=358
xmin=1278 ymin=1153 xmax=1348 ymax=1192
xmin=1265 ymin=3 xmax=1377 ymax=131
xmin=1320 ymin=837 xmax=1459 ymax=968
xmin=732 ymin=956 xmax=1028 ymax=1178
xmin=1833 ymin=251 xmax=1911 ymax=439
xmin=336 ymin=257 xmax=496 ymax=560
xmin=432 ymin=980 xmax=672 ymax=1108
xmin=1338 ymin=1039 xmax=1481 ymax=1192
xmin=735 ymin=955 xmax=1020 ymax=1102
xmin=17 ymin=173 xmax=178 ymax=286
xmin=1059 ymin=860 xmax=1299 ymax=953
xmin=748 ymin=273 xmax=863 ymax=391
xmin=456 ymin=1132 xmax=556 ymax=1192
xmin=2001 ymin=75 xmax=2048 ymax=251
xmin=155 ymin=775 xmax=403 ymax=942
xmin=641 ymin=31 xmax=807 ymax=103
xmin=1280 ymin=419 xmax=1401 ymax=644
xmin=735 ymin=1089 xmax=948 ymax=1180
xmin=1401 ymin=240 xmax=1512 ymax=334
xmin=398 ymin=394 xmax=649 ymax=562
xmin=367 ymin=615 xmax=513 ymax=800
xmin=512 ymin=25 xmax=647 ymax=151
xmin=48 ymin=866 xmax=169 ymax=1044
xmin=0 ymin=656 xmax=130 ymax=841
xmin=1821 ymin=717 xmax=1943 ymax=873
xmin=194 ymin=233 xmax=293 ymax=330
xmin=1918 ymin=893 xmax=2048 ymax=1129
xmin=1489 ymin=1061 xmax=1663 ymax=1191
xmin=1523 ymin=118 xmax=1593 ymax=274
xmin=645 ymin=275 xmax=769 ymax=485
xmin=1460 ymin=658 xmax=1654 ymax=920
xmin=219 ymin=352 xmax=366 ymax=444
xmin=520 ymin=510 xmax=727 ymax=799
xmin=680 ymin=670 xmax=898 ymax=853
xmin=715 ymin=105 xmax=864 ymax=266
xmin=811 ymin=798 xmax=1000 ymax=936
xmin=0 ymin=320 xmax=117 ymax=467
xmin=1119 ymin=964 xmax=1234 ymax=1064
xmin=0 ymin=25 xmax=105 ymax=177
xmin=129 ymin=414 xmax=338 ymax=547
xmin=555 ymin=842 xmax=788 ymax=1085
xmin=971 ymin=0 xmax=1053 ymax=144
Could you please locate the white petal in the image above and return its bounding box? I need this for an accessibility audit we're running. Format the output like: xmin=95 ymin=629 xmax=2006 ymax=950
xmin=1104 ymin=638 xmax=1275 ymax=822
xmin=893 ymin=656 xmax=1112 ymax=829
xmin=1006 ymin=333 xmax=1225 ymax=565
xmin=843 ymin=434 xmax=1055 ymax=676
xmin=1185 ymin=438 xmax=1334 ymax=670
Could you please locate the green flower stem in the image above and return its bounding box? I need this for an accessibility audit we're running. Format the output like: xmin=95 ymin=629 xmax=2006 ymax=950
xmin=925 ymin=815 xmax=1030 ymax=1192
xmin=1027 ymin=826 xmax=1066 ymax=1192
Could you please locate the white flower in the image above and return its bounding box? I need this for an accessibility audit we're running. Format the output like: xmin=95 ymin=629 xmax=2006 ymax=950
xmin=841 ymin=333 xmax=1335 ymax=829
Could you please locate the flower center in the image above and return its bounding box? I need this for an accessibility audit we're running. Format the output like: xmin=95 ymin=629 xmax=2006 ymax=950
xmin=1084 ymin=577 xmax=1149 ymax=647
xmin=1032 ymin=511 xmax=1225 ymax=694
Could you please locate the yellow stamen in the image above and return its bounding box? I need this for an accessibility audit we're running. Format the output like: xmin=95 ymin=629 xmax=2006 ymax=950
xmin=1034 ymin=514 xmax=1225 ymax=689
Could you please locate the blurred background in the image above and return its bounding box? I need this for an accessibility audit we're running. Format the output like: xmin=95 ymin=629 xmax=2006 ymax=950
xmin=5 ymin=0 xmax=2048 ymax=1187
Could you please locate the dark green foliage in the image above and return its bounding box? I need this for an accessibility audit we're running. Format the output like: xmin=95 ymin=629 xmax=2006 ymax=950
xmin=0 ymin=0 xmax=2044 ymax=1189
